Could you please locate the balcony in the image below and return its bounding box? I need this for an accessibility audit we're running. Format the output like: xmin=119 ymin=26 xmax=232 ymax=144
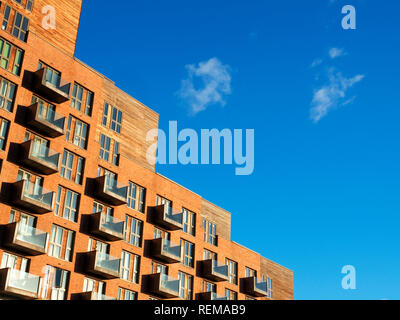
xmin=151 ymin=204 xmax=183 ymax=231
xmin=147 ymin=273 xmax=179 ymax=298
xmin=94 ymin=175 xmax=128 ymax=206
xmin=85 ymin=251 xmax=121 ymax=279
xmin=3 ymin=222 xmax=48 ymax=256
xmin=198 ymin=292 xmax=228 ymax=301
xmin=26 ymin=102 xmax=65 ymax=137
xmin=11 ymin=180 xmax=55 ymax=214
xmin=33 ymin=68 xmax=71 ymax=103
xmin=76 ymin=291 xmax=117 ymax=300
xmin=19 ymin=140 xmax=60 ymax=175
xmin=241 ymin=276 xmax=268 ymax=297
xmin=90 ymin=212 xmax=125 ymax=241
xmin=151 ymin=238 xmax=182 ymax=264
xmin=0 ymin=268 xmax=40 ymax=299
xmin=200 ymin=259 xmax=229 ymax=282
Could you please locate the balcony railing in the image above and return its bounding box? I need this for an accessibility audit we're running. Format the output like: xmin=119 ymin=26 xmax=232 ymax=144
xmin=147 ymin=273 xmax=179 ymax=298
xmin=26 ymin=102 xmax=65 ymax=137
xmin=198 ymin=291 xmax=228 ymax=301
xmin=94 ymin=175 xmax=128 ymax=206
xmin=241 ymin=276 xmax=268 ymax=297
xmin=12 ymin=180 xmax=55 ymax=214
xmin=85 ymin=251 xmax=121 ymax=279
xmin=90 ymin=212 xmax=125 ymax=241
xmin=76 ymin=291 xmax=117 ymax=300
xmin=151 ymin=238 xmax=182 ymax=264
xmin=33 ymin=68 xmax=71 ymax=103
xmin=200 ymin=259 xmax=229 ymax=282
xmin=151 ymin=204 xmax=183 ymax=231
xmin=3 ymin=222 xmax=48 ymax=255
xmin=0 ymin=268 xmax=40 ymax=299
xmin=19 ymin=140 xmax=60 ymax=175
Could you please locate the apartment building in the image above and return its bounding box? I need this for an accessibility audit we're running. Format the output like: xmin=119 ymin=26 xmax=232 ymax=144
xmin=0 ymin=0 xmax=293 ymax=300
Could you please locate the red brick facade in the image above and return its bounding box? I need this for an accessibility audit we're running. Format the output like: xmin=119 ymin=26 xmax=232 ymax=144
xmin=0 ymin=0 xmax=293 ymax=300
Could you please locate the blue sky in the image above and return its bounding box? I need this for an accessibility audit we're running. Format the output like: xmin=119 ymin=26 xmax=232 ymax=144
xmin=75 ymin=0 xmax=400 ymax=299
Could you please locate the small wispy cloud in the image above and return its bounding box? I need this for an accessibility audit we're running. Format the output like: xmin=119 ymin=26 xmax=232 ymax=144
xmin=311 ymin=58 xmax=323 ymax=68
xmin=310 ymin=70 xmax=364 ymax=123
xmin=329 ymin=47 xmax=347 ymax=59
xmin=178 ymin=57 xmax=232 ymax=114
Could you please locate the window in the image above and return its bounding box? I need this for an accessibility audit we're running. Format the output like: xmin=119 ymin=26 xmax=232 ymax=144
xmin=225 ymin=288 xmax=237 ymax=300
xmin=120 ymin=251 xmax=140 ymax=284
xmin=118 ymin=288 xmax=137 ymax=300
xmin=156 ymin=195 xmax=172 ymax=207
xmin=92 ymin=201 xmax=113 ymax=216
xmin=8 ymin=209 xmax=35 ymax=227
xmin=178 ymin=272 xmax=193 ymax=300
xmin=2 ymin=5 xmax=29 ymax=42
xmin=26 ymin=0 xmax=34 ymax=12
xmin=41 ymin=266 xmax=69 ymax=300
xmin=183 ymin=209 xmax=195 ymax=236
xmin=153 ymin=227 xmax=170 ymax=240
xmin=1 ymin=252 xmax=28 ymax=272
xmin=203 ymin=249 xmax=216 ymax=261
xmin=0 ymin=37 xmax=24 ymax=75
xmin=0 ymin=77 xmax=16 ymax=112
xmin=127 ymin=182 xmax=146 ymax=213
xmin=203 ymin=281 xmax=216 ymax=293
xmin=124 ymin=216 xmax=142 ymax=247
xmin=226 ymin=259 xmax=238 ymax=285
xmin=203 ymin=219 xmax=217 ymax=246
xmin=181 ymin=239 xmax=194 ymax=268
xmin=71 ymin=83 xmax=93 ymax=116
xmin=54 ymin=186 xmax=80 ymax=222
xmin=17 ymin=168 xmax=42 ymax=184
xmin=0 ymin=118 xmax=10 ymax=150
xmin=99 ymin=134 xmax=119 ymax=165
xmin=38 ymin=61 xmax=60 ymax=86
xmin=264 ymin=275 xmax=273 ymax=299
xmin=99 ymin=133 xmax=110 ymax=162
xmin=88 ymin=238 xmax=109 ymax=254
xmin=83 ymin=277 xmax=105 ymax=296
xmin=2 ymin=5 xmax=11 ymax=31
xmin=102 ymin=103 xmax=122 ymax=133
xmin=60 ymin=150 xmax=85 ymax=185
xmin=48 ymin=225 xmax=75 ymax=262
xmin=151 ymin=261 xmax=168 ymax=275
xmin=66 ymin=115 xmax=89 ymax=149
xmin=245 ymin=267 xmax=256 ymax=278
xmin=12 ymin=12 xmax=29 ymax=41
xmin=31 ymin=95 xmax=56 ymax=122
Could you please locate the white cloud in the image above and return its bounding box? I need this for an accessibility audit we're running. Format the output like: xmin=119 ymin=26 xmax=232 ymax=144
xmin=311 ymin=58 xmax=323 ymax=68
xmin=178 ymin=57 xmax=232 ymax=114
xmin=329 ymin=47 xmax=347 ymax=59
xmin=310 ymin=70 xmax=364 ymax=123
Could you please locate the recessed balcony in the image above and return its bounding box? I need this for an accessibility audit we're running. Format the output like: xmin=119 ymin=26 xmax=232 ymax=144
xmin=90 ymin=212 xmax=125 ymax=241
xmin=33 ymin=68 xmax=71 ymax=103
xmin=94 ymin=175 xmax=128 ymax=206
xmin=241 ymin=276 xmax=268 ymax=297
xmin=200 ymin=259 xmax=229 ymax=282
xmin=11 ymin=180 xmax=55 ymax=214
xmin=76 ymin=291 xmax=117 ymax=300
xmin=147 ymin=273 xmax=179 ymax=298
xmin=19 ymin=140 xmax=60 ymax=175
xmin=26 ymin=102 xmax=65 ymax=138
xmin=85 ymin=251 xmax=121 ymax=279
xmin=198 ymin=291 xmax=228 ymax=301
xmin=3 ymin=222 xmax=48 ymax=256
xmin=151 ymin=204 xmax=183 ymax=231
xmin=151 ymin=238 xmax=182 ymax=264
xmin=0 ymin=268 xmax=40 ymax=299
